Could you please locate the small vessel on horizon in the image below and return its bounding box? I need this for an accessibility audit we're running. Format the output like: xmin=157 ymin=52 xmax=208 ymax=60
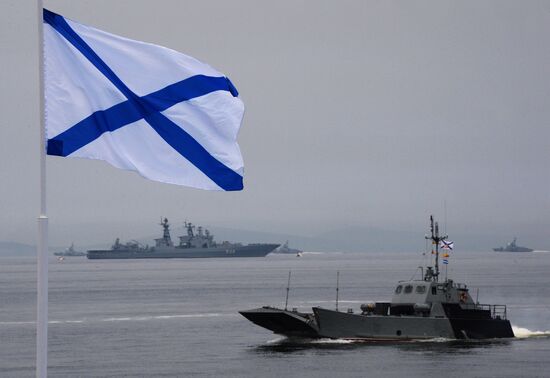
xmin=240 ymin=216 xmax=514 ymax=340
xmin=54 ymin=243 xmax=86 ymax=257
xmin=493 ymin=238 xmax=533 ymax=252
xmin=272 ymin=241 xmax=303 ymax=256
xmin=87 ymin=218 xmax=279 ymax=259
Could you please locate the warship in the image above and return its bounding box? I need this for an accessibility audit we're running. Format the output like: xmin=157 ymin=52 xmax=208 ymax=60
xmin=54 ymin=243 xmax=86 ymax=257
xmin=272 ymin=241 xmax=303 ymax=255
xmin=87 ymin=218 xmax=279 ymax=259
xmin=240 ymin=216 xmax=514 ymax=340
xmin=493 ymin=238 xmax=533 ymax=252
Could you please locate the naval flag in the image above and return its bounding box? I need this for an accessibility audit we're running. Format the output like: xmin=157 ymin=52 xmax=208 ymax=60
xmin=43 ymin=9 xmax=244 ymax=190
xmin=440 ymin=240 xmax=454 ymax=250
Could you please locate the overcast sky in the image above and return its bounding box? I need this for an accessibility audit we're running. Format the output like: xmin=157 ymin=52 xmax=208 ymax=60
xmin=0 ymin=0 xmax=549 ymax=248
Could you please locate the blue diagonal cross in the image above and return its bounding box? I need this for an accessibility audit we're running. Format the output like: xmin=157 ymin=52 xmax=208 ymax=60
xmin=44 ymin=9 xmax=243 ymax=191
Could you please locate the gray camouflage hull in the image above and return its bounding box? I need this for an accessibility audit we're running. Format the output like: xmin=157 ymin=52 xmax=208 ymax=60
xmin=240 ymin=306 xmax=514 ymax=340
xmin=87 ymin=244 xmax=279 ymax=259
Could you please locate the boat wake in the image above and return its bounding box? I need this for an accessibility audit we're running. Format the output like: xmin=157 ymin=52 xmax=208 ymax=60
xmin=101 ymin=313 xmax=230 ymax=322
xmin=260 ymin=326 xmax=550 ymax=349
xmin=417 ymin=337 xmax=454 ymax=343
xmin=512 ymin=325 xmax=550 ymax=338
xmin=310 ymin=338 xmax=355 ymax=344
xmin=265 ymin=336 xmax=451 ymax=347
xmin=0 ymin=313 xmax=235 ymax=326
xmin=258 ymin=336 xmax=359 ymax=351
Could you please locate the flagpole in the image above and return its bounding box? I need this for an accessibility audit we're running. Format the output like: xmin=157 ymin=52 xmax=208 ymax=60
xmin=36 ymin=0 xmax=49 ymax=377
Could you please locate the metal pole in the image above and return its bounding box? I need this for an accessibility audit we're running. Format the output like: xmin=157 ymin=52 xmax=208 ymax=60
xmin=335 ymin=271 xmax=339 ymax=312
xmin=284 ymin=270 xmax=291 ymax=311
xmin=36 ymin=1 xmax=49 ymax=377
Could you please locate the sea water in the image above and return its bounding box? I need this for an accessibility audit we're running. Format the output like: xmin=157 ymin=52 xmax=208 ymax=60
xmin=0 ymin=251 xmax=549 ymax=377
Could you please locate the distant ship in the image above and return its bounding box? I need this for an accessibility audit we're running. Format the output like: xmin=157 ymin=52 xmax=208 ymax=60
xmin=272 ymin=241 xmax=303 ymax=255
xmin=493 ymin=238 xmax=533 ymax=252
xmin=240 ymin=216 xmax=514 ymax=340
xmin=54 ymin=243 xmax=86 ymax=257
xmin=87 ymin=218 xmax=279 ymax=259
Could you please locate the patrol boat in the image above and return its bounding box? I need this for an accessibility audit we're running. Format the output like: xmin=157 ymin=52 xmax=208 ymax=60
xmin=54 ymin=243 xmax=86 ymax=257
xmin=87 ymin=218 xmax=279 ymax=259
xmin=272 ymin=241 xmax=303 ymax=255
xmin=240 ymin=216 xmax=514 ymax=340
xmin=493 ymin=238 xmax=533 ymax=252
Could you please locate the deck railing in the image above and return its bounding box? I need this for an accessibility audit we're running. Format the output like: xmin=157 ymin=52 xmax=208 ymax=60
xmin=462 ymin=303 xmax=507 ymax=319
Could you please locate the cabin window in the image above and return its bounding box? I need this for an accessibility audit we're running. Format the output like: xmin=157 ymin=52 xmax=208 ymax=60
xmin=431 ymin=286 xmax=437 ymax=295
xmin=404 ymin=285 xmax=413 ymax=294
xmin=395 ymin=285 xmax=402 ymax=294
xmin=416 ymin=285 xmax=426 ymax=294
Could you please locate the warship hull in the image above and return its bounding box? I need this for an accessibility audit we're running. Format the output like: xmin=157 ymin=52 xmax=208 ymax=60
xmin=493 ymin=238 xmax=533 ymax=252
xmin=87 ymin=243 xmax=279 ymax=259
xmin=240 ymin=306 xmax=514 ymax=340
xmin=493 ymin=247 xmax=533 ymax=252
xmin=54 ymin=251 xmax=86 ymax=257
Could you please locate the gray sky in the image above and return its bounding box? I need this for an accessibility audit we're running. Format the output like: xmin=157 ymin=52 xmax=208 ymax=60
xmin=1 ymin=0 xmax=549 ymax=248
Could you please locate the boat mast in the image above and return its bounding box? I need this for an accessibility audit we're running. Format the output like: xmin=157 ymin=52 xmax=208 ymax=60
xmin=284 ymin=270 xmax=291 ymax=310
xmin=425 ymin=215 xmax=447 ymax=282
xmin=335 ymin=271 xmax=339 ymax=312
xmin=160 ymin=217 xmax=173 ymax=247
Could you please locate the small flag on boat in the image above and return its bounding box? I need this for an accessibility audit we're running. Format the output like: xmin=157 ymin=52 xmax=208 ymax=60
xmin=442 ymin=259 xmax=449 ymax=265
xmin=43 ymin=9 xmax=244 ymax=190
xmin=440 ymin=240 xmax=454 ymax=250
xmin=442 ymin=253 xmax=449 ymax=258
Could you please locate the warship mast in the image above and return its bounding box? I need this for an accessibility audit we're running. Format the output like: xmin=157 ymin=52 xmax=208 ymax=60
xmin=156 ymin=217 xmax=173 ymax=247
xmin=425 ymin=215 xmax=447 ymax=281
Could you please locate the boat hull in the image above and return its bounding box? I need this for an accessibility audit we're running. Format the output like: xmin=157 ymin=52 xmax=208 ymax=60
xmin=239 ymin=306 xmax=514 ymax=340
xmin=87 ymin=244 xmax=279 ymax=259
xmin=239 ymin=307 xmax=319 ymax=338
xmin=493 ymin=248 xmax=533 ymax=252
xmin=313 ymin=307 xmax=455 ymax=340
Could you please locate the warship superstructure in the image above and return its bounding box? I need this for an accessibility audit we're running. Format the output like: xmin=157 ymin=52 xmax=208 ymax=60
xmin=240 ymin=216 xmax=514 ymax=340
xmin=493 ymin=238 xmax=533 ymax=252
xmin=272 ymin=241 xmax=303 ymax=255
xmin=87 ymin=218 xmax=279 ymax=259
xmin=54 ymin=243 xmax=86 ymax=257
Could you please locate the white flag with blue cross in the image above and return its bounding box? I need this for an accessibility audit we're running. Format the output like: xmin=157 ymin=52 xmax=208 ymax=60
xmin=440 ymin=240 xmax=454 ymax=250
xmin=43 ymin=9 xmax=244 ymax=190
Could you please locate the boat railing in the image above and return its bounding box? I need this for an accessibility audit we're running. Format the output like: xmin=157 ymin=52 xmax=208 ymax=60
xmin=462 ymin=303 xmax=507 ymax=320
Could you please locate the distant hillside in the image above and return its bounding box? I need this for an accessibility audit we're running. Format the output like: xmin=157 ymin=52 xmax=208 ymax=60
xmin=2 ymin=225 xmax=545 ymax=256
xmin=0 ymin=241 xmax=79 ymax=257
xmin=0 ymin=241 xmax=36 ymax=257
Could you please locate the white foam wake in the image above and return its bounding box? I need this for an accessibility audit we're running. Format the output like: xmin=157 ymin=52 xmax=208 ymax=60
xmin=0 ymin=313 xmax=234 ymax=326
xmin=512 ymin=325 xmax=550 ymax=338
xmin=265 ymin=337 xmax=288 ymax=344
xmin=310 ymin=338 xmax=355 ymax=344
xmin=101 ymin=313 xmax=232 ymax=322
xmin=417 ymin=337 xmax=453 ymax=343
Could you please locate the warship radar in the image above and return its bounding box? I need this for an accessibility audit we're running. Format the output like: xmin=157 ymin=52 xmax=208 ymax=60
xmin=240 ymin=216 xmax=514 ymax=340
xmin=87 ymin=218 xmax=279 ymax=259
xmin=493 ymin=238 xmax=533 ymax=252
